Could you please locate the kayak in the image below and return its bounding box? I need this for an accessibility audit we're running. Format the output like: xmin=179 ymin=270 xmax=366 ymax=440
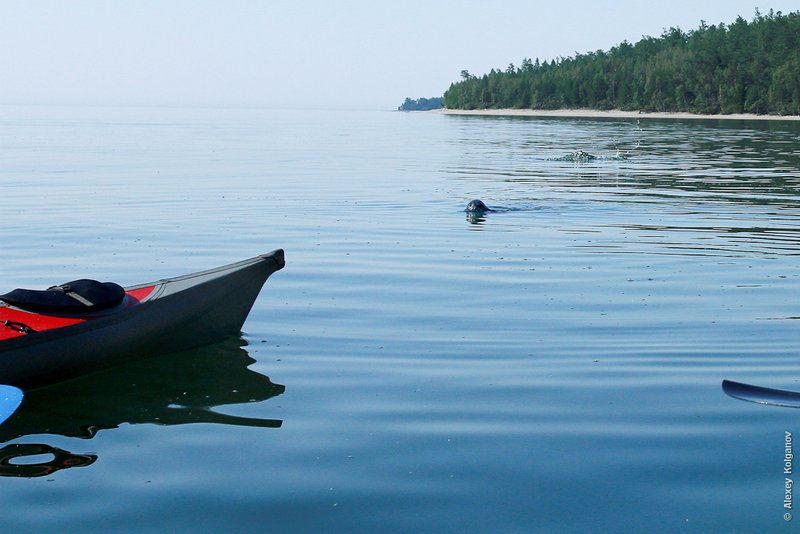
xmin=0 ymin=250 xmax=284 ymax=389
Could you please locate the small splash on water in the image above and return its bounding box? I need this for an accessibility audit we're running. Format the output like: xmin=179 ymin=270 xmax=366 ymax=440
xmin=548 ymin=150 xmax=630 ymax=162
xmin=551 ymin=119 xmax=643 ymax=162
xmin=611 ymin=119 xmax=643 ymax=158
xmin=556 ymin=150 xmax=599 ymax=162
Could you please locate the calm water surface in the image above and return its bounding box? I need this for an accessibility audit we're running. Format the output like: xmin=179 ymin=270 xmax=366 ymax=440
xmin=1 ymin=106 xmax=800 ymax=532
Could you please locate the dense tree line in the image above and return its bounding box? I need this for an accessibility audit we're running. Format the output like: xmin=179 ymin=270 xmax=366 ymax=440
xmin=398 ymin=96 xmax=444 ymax=111
xmin=444 ymin=10 xmax=800 ymax=115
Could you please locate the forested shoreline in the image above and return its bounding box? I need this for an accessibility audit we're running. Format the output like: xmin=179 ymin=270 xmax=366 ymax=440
xmin=443 ymin=10 xmax=800 ymax=116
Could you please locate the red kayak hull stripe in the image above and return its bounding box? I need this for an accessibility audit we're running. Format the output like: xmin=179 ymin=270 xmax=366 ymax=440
xmin=0 ymin=285 xmax=157 ymax=341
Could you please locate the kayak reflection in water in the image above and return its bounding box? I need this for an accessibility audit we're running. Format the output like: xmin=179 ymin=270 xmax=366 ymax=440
xmin=0 ymin=443 xmax=96 ymax=478
xmin=0 ymin=339 xmax=285 ymax=476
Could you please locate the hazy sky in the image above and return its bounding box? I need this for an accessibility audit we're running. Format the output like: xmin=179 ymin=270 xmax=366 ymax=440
xmin=2 ymin=1 xmax=797 ymax=110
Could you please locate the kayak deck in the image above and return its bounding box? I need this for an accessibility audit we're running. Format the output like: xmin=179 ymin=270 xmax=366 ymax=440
xmin=0 ymin=285 xmax=158 ymax=342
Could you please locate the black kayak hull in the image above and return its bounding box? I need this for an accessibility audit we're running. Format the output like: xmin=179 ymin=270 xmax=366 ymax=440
xmin=0 ymin=250 xmax=284 ymax=389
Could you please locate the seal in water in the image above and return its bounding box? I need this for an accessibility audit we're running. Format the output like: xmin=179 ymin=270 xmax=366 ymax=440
xmin=559 ymin=150 xmax=597 ymax=162
xmin=466 ymin=199 xmax=491 ymax=213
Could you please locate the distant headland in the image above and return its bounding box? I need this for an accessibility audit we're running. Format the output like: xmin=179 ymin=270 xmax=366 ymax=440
xmin=397 ymin=97 xmax=443 ymax=111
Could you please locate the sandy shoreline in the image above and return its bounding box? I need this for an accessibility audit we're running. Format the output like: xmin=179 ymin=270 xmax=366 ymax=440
xmin=428 ymin=108 xmax=800 ymax=121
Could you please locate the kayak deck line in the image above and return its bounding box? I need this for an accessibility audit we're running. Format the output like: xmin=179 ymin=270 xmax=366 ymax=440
xmin=0 ymin=289 xmax=152 ymax=341
xmin=0 ymin=250 xmax=285 ymax=389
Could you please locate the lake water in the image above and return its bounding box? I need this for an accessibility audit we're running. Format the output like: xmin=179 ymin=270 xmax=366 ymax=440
xmin=1 ymin=105 xmax=800 ymax=532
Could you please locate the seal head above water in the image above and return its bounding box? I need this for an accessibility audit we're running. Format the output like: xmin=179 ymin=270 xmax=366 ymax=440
xmin=465 ymin=199 xmax=491 ymax=213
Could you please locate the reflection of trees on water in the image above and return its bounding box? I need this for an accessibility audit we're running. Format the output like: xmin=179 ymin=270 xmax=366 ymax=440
xmin=0 ymin=339 xmax=284 ymax=477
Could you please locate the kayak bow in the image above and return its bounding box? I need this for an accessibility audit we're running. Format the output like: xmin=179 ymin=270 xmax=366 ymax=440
xmin=0 ymin=250 xmax=285 ymax=389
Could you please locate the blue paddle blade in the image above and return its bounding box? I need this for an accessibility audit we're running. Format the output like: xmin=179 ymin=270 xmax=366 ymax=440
xmin=0 ymin=385 xmax=23 ymax=425
xmin=723 ymin=379 xmax=800 ymax=408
